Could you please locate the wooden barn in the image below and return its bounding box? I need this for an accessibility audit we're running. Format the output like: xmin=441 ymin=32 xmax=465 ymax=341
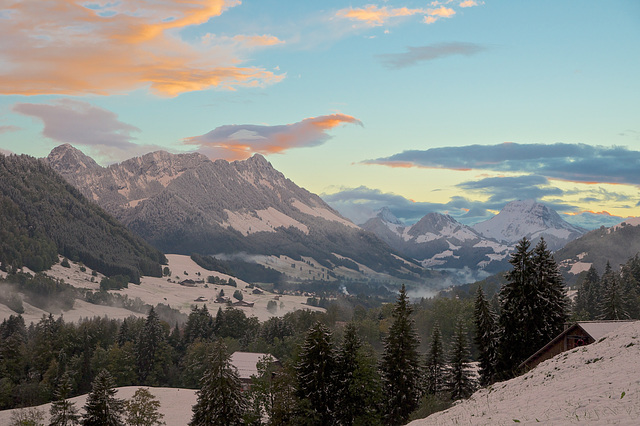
xmin=520 ymin=320 xmax=635 ymax=370
xmin=230 ymin=352 xmax=280 ymax=391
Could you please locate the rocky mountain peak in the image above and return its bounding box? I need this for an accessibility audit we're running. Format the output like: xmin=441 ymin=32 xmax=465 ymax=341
xmin=46 ymin=144 xmax=101 ymax=174
xmin=375 ymin=207 xmax=404 ymax=225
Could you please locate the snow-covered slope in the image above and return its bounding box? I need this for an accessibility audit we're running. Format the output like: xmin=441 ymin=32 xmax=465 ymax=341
xmin=473 ymin=200 xmax=586 ymax=250
xmin=410 ymin=320 xmax=640 ymax=425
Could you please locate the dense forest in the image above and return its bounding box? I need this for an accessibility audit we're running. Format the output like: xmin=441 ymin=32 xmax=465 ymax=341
xmin=0 ymin=154 xmax=166 ymax=283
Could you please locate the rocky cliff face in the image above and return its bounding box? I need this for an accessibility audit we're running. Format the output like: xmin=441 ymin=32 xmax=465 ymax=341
xmin=48 ymin=145 xmax=425 ymax=283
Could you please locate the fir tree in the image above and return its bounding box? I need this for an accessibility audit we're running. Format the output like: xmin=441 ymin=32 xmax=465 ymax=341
xmin=446 ymin=317 xmax=476 ymax=401
xmin=49 ymin=372 xmax=80 ymax=426
xmin=574 ymin=265 xmax=600 ymax=320
xmin=189 ymin=340 xmax=247 ymax=426
xmin=620 ymin=259 xmax=640 ymax=318
xmin=380 ymin=284 xmax=422 ymax=425
xmin=124 ymin=388 xmax=165 ymax=426
xmin=136 ymin=307 xmax=166 ymax=384
xmin=334 ymin=322 xmax=382 ymax=426
xmin=81 ymin=369 xmax=125 ymax=426
xmin=473 ymin=287 xmax=497 ymax=387
xmin=424 ymin=322 xmax=446 ymax=395
xmin=295 ymin=321 xmax=337 ymax=425
xmin=599 ymin=261 xmax=630 ymax=320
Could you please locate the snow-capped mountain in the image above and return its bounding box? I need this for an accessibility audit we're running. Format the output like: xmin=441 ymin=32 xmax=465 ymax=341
xmin=47 ymin=144 xmax=428 ymax=283
xmin=361 ymin=210 xmax=512 ymax=282
xmin=472 ymin=199 xmax=587 ymax=250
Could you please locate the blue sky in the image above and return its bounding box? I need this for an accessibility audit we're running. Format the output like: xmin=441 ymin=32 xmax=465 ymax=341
xmin=1 ymin=1 xmax=639 ymax=228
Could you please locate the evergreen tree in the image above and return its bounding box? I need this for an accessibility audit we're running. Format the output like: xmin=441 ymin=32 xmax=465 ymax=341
xmin=136 ymin=307 xmax=166 ymax=384
xmin=620 ymin=259 xmax=640 ymax=318
xmin=599 ymin=261 xmax=630 ymax=320
xmin=574 ymin=265 xmax=600 ymax=319
xmin=424 ymin=322 xmax=446 ymax=395
xmin=380 ymin=284 xmax=422 ymax=425
xmin=49 ymin=372 xmax=80 ymax=426
xmin=295 ymin=321 xmax=337 ymax=425
xmin=124 ymin=388 xmax=165 ymax=426
xmin=81 ymin=369 xmax=125 ymax=426
xmin=473 ymin=287 xmax=497 ymax=387
xmin=334 ymin=322 xmax=382 ymax=426
xmin=446 ymin=317 xmax=476 ymax=401
xmin=190 ymin=340 xmax=247 ymax=426
xmin=183 ymin=305 xmax=214 ymax=345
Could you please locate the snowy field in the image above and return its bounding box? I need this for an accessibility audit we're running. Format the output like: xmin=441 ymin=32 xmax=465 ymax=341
xmin=0 ymin=254 xmax=324 ymax=324
xmin=411 ymin=321 xmax=640 ymax=425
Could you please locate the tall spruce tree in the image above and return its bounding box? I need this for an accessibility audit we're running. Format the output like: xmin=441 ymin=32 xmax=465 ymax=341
xmin=599 ymin=261 xmax=629 ymax=320
xmin=49 ymin=372 xmax=80 ymax=426
xmin=295 ymin=321 xmax=337 ymax=425
xmin=334 ymin=322 xmax=382 ymax=426
xmin=190 ymin=340 xmax=247 ymax=426
xmin=81 ymin=369 xmax=125 ymax=426
xmin=136 ymin=307 xmax=166 ymax=385
xmin=473 ymin=287 xmax=497 ymax=387
xmin=380 ymin=284 xmax=422 ymax=425
xmin=446 ymin=317 xmax=476 ymax=401
xmin=574 ymin=265 xmax=600 ymax=319
xmin=424 ymin=322 xmax=446 ymax=395
xmin=497 ymin=237 xmax=568 ymax=377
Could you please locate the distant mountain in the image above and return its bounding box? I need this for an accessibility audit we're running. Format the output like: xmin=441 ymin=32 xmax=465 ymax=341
xmin=555 ymin=217 xmax=640 ymax=285
xmin=472 ymin=200 xmax=586 ymax=250
xmin=361 ymin=209 xmax=512 ymax=282
xmin=0 ymin=153 xmax=166 ymax=282
xmin=361 ymin=200 xmax=587 ymax=283
xmin=48 ymin=145 xmax=429 ymax=283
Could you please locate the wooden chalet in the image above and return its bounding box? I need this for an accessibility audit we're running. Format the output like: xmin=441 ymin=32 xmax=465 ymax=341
xmin=520 ymin=320 xmax=635 ymax=370
xmin=230 ymin=352 xmax=280 ymax=391
xmin=232 ymin=300 xmax=255 ymax=307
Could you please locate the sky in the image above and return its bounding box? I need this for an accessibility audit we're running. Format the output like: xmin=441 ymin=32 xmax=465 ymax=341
xmin=1 ymin=1 xmax=639 ymax=229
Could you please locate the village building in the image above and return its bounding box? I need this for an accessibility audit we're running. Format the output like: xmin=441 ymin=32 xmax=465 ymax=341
xmin=520 ymin=320 xmax=635 ymax=370
xmin=230 ymin=352 xmax=280 ymax=391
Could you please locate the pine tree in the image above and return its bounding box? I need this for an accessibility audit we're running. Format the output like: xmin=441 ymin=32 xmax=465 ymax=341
xmin=81 ymin=369 xmax=125 ymax=426
xmin=424 ymin=322 xmax=446 ymax=395
xmin=380 ymin=284 xmax=422 ymax=425
xmin=599 ymin=261 xmax=629 ymax=320
xmin=574 ymin=265 xmax=600 ymax=319
xmin=446 ymin=317 xmax=476 ymax=400
xmin=334 ymin=322 xmax=382 ymax=426
xmin=49 ymin=372 xmax=80 ymax=426
xmin=125 ymin=388 xmax=165 ymax=426
xmin=189 ymin=340 xmax=247 ymax=426
xmin=295 ymin=321 xmax=337 ymax=425
xmin=620 ymin=258 xmax=640 ymax=318
xmin=473 ymin=287 xmax=497 ymax=387
xmin=136 ymin=307 xmax=166 ymax=384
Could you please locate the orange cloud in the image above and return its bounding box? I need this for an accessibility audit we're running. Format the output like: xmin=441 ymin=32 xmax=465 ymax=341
xmin=184 ymin=114 xmax=363 ymax=160
xmin=336 ymin=5 xmax=427 ymax=27
xmin=459 ymin=0 xmax=481 ymax=8
xmin=423 ymin=6 xmax=456 ymax=23
xmin=564 ymin=210 xmax=613 ymax=216
xmin=0 ymin=0 xmax=283 ymax=97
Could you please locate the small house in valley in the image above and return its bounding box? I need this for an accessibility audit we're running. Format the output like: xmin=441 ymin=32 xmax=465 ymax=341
xmin=230 ymin=352 xmax=280 ymax=391
xmin=520 ymin=320 xmax=635 ymax=370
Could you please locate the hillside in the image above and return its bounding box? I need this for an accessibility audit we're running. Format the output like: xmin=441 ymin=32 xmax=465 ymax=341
xmin=411 ymin=320 xmax=640 ymax=425
xmin=48 ymin=145 xmax=428 ymax=283
xmin=556 ymin=218 xmax=640 ymax=285
xmin=0 ymin=153 xmax=166 ymax=283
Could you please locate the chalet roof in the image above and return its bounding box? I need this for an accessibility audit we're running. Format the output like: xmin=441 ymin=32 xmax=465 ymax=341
xmin=520 ymin=320 xmax=635 ymax=370
xmin=230 ymin=352 xmax=277 ymax=381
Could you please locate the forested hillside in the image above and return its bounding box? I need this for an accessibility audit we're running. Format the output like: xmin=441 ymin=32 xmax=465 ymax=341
xmin=0 ymin=154 xmax=166 ymax=283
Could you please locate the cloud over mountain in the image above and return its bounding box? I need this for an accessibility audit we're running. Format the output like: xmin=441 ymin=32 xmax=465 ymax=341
xmin=184 ymin=114 xmax=363 ymax=160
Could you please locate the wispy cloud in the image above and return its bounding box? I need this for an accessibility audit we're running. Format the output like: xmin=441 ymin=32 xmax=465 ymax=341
xmin=335 ymin=5 xmax=427 ymax=27
xmin=12 ymin=99 xmax=161 ymax=161
xmin=0 ymin=0 xmax=283 ymax=97
xmin=377 ymin=42 xmax=486 ymax=69
xmin=423 ymin=6 xmax=456 ymax=24
xmin=457 ymin=175 xmax=564 ymax=205
xmin=184 ymin=114 xmax=363 ymax=161
xmin=459 ymin=1 xmax=483 ymax=8
xmin=0 ymin=125 xmax=20 ymax=134
xmin=363 ymin=143 xmax=640 ymax=186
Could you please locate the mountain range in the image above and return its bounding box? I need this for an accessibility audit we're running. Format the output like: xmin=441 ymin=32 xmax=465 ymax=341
xmin=47 ymin=144 xmax=429 ymax=284
xmin=361 ymin=200 xmax=587 ymax=282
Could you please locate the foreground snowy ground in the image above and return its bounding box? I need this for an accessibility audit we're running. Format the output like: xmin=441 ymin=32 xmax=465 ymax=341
xmin=0 ymin=386 xmax=197 ymax=425
xmin=411 ymin=321 xmax=640 ymax=425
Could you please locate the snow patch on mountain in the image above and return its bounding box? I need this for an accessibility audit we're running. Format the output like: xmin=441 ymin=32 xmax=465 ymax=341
xmin=222 ymin=208 xmax=309 ymax=235
xmin=290 ymin=199 xmax=359 ymax=228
